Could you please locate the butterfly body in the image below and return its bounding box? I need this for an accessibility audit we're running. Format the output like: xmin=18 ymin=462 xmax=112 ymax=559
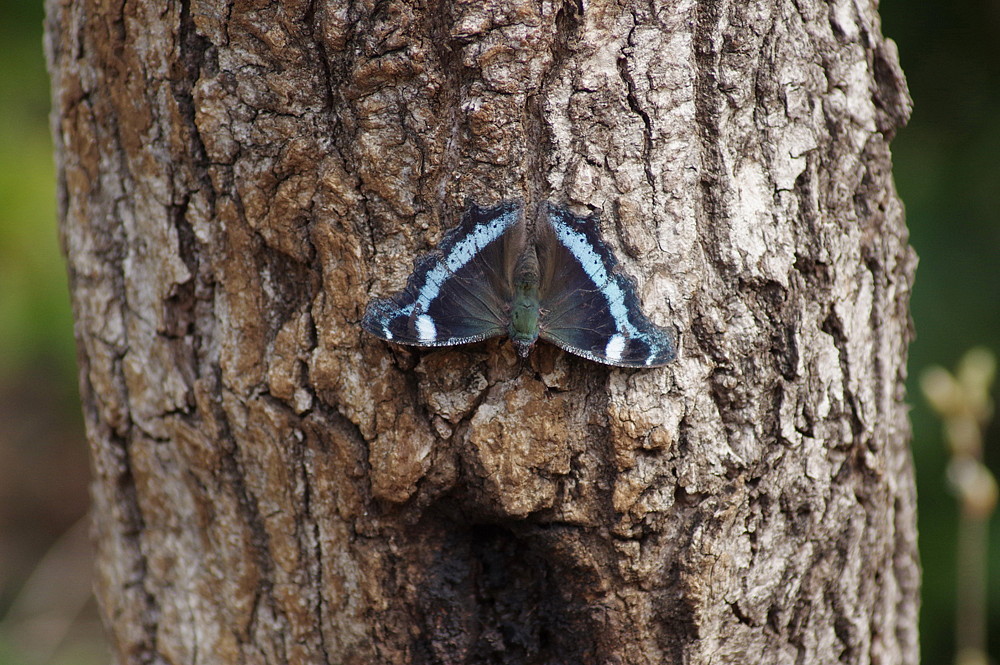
xmin=509 ymin=248 xmax=542 ymax=357
xmin=362 ymin=201 xmax=676 ymax=368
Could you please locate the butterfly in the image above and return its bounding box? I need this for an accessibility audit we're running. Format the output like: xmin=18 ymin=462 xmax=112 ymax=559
xmin=361 ymin=201 xmax=676 ymax=367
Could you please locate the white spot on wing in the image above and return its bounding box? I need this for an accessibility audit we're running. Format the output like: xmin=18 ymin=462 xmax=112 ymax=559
xmin=416 ymin=314 xmax=437 ymax=342
xmin=605 ymin=334 xmax=626 ymax=362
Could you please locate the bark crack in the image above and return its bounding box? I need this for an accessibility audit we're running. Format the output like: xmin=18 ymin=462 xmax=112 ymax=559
xmin=618 ymin=20 xmax=657 ymax=204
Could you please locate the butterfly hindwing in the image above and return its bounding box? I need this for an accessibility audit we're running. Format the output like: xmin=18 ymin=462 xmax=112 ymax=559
xmin=361 ymin=202 xmax=522 ymax=347
xmin=537 ymin=205 xmax=676 ymax=367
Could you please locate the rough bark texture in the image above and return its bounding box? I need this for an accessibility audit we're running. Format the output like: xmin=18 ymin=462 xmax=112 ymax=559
xmin=46 ymin=0 xmax=918 ymax=663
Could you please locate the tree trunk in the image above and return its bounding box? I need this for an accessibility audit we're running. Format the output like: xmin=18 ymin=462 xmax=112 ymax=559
xmin=46 ymin=0 xmax=918 ymax=663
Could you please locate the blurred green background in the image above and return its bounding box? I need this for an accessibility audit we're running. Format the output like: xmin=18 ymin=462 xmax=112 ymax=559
xmin=0 ymin=0 xmax=997 ymax=663
xmin=0 ymin=1 xmax=103 ymax=664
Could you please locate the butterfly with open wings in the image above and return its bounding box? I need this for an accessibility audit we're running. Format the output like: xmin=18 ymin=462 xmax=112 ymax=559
xmin=361 ymin=201 xmax=676 ymax=368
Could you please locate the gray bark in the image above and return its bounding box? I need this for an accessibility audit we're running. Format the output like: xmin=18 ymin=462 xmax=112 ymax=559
xmin=46 ymin=0 xmax=918 ymax=663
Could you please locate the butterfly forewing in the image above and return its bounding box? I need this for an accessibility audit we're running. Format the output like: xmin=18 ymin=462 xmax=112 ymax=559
xmin=361 ymin=203 xmax=521 ymax=347
xmin=537 ymin=206 xmax=676 ymax=367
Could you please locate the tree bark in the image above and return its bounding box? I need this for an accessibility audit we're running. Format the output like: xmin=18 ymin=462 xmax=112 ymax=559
xmin=46 ymin=0 xmax=918 ymax=663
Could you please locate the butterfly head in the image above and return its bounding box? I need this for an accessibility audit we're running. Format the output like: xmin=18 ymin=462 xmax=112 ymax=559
xmin=510 ymin=309 xmax=539 ymax=358
xmin=512 ymin=337 xmax=536 ymax=358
